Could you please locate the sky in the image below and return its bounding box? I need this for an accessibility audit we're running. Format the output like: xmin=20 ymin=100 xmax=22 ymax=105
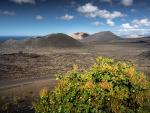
xmin=0 ymin=0 xmax=150 ymax=37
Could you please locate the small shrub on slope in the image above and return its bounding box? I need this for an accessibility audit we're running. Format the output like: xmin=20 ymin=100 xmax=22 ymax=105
xmin=34 ymin=57 xmax=150 ymax=113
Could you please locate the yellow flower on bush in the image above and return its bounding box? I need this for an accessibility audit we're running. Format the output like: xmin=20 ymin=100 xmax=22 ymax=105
xmin=125 ymin=67 xmax=135 ymax=77
xmin=99 ymin=81 xmax=113 ymax=90
xmin=72 ymin=64 xmax=78 ymax=72
xmin=102 ymin=64 xmax=112 ymax=71
xmin=138 ymin=73 xmax=149 ymax=87
xmin=111 ymin=65 xmax=118 ymax=73
xmin=84 ymin=80 xmax=95 ymax=89
xmin=39 ymin=87 xmax=48 ymax=98
xmin=34 ymin=57 xmax=150 ymax=113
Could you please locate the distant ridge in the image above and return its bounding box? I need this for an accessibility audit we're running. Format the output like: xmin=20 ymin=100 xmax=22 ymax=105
xmin=81 ymin=31 xmax=121 ymax=43
xmin=122 ymin=36 xmax=150 ymax=45
xmin=1 ymin=33 xmax=82 ymax=48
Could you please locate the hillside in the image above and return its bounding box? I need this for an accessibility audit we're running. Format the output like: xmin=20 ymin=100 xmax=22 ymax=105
xmin=81 ymin=31 xmax=121 ymax=43
xmin=0 ymin=33 xmax=82 ymax=48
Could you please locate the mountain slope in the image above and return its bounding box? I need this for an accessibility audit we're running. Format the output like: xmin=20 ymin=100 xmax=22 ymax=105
xmin=81 ymin=31 xmax=121 ymax=43
xmin=1 ymin=33 xmax=83 ymax=48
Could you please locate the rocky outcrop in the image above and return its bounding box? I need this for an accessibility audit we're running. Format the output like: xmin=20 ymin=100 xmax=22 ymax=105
xmin=71 ymin=32 xmax=90 ymax=40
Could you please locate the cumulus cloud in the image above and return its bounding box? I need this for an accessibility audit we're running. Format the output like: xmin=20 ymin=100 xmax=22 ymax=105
xmin=119 ymin=28 xmax=150 ymax=37
xmin=93 ymin=21 xmax=103 ymax=26
xmin=101 ymin=11 xmax=124 ymax=19
xmin=60 ymin=14 xmax=74 ymax=21
xmin=10 ymin=0 xmax=35 ymax=4
xmin=119 ymin=23 xmax=140 ymax=34
xmin=121 ymin=0 xmax=133 ymax=6
xmin=36 ymin=15 xmax=44 ymax=20
xmin=0 ymin=10 xmax=15 ymax=16
xmin=121 ymin=23 xmax=138 ymax=29
xmin=77 ymin=3 xmax=124 ymax=19
xmin=125 ymin=34 xmax=144 ymax=38
xmin=106 ymin=19 xmax=115 ymax=26
xmin=132 ymin=18 xmax=150 ymax=26
xmin=77 ymin=3 xmax=98 ymax=13
xmin=119 ymin=18 xmax=150 ymax=37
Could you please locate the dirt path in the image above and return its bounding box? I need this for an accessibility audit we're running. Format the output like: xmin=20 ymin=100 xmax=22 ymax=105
xmin=0 ymin=77 xmax=57 ymax=113
xmin=0 ymin=76 xmax=56 ymax=90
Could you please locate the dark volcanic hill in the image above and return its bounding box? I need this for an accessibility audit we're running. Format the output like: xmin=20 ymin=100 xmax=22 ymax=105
xmin=1 ymin=33 xmax=82 ymax=48
xmin=81 ymin=31 xmax=121 ymax=43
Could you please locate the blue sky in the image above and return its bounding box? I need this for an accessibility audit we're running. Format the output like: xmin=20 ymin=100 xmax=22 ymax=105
xmin=0 ymin=0 xmax=150 ymax=37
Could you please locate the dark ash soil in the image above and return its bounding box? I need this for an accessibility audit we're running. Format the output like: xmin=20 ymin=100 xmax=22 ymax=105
xmin=0 ymin=42 xmax=149 ymax=113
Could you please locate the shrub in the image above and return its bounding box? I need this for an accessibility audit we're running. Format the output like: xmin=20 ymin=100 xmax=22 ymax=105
xmin=34 ymin=57 xmax=150 ymax=113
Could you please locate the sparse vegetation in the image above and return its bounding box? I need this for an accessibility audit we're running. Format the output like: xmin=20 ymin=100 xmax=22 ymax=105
xmin=34 ymin=57 xmax=150 ymax=113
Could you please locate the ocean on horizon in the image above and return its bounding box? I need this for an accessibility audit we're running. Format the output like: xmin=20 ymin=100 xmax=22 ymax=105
xmin=0 ymin=36 xmax=32 ymax=42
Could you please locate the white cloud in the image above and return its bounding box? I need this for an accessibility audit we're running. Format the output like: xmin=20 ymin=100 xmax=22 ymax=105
xmin=77 ymin=3 xmax=98 ymax=13
xmin=36 ymin=15 xmax=44 ymax=20
xmin=98 ymin=10 xmax=124 ymax=19
xmin=120 ymin=18 xmax=150 ymax=31
xmin=119 ymin=23 xmax=139 ymax=35
xmin=121 ymin=23 xmax=138 ymax=29
xmin=77 ymin=3 xmax=124 ymax=19
xmin=93 ymin=21 xmax=102 ymax=26
xmin=119 ymin=28 xmax=149 ymax=32
xmin=121 ymin=0 xmax=133 ymax=6
xmin=106 ymin=19 xmax=115 ymax=26
xmin=119 ymin=18 xmax=150 ymax=36
xmin=0 ymin=10 xmax=15 ymax=16
xmin=125 ymin=34 xmax=143 ymax=38
xmin=10 ymin=0 xmax=35 ymax=4
xmin=60 ymin=14 xmax=74 ymax=21
xmin=132 ymin=18 xmax=150 ymax=27
xmin=119 ymin=28 xmax=150 ymax=35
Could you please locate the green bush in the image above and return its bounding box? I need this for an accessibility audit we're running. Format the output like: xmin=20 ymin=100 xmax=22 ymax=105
xmin=34 ymin=57 xmax=150 ymax=113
